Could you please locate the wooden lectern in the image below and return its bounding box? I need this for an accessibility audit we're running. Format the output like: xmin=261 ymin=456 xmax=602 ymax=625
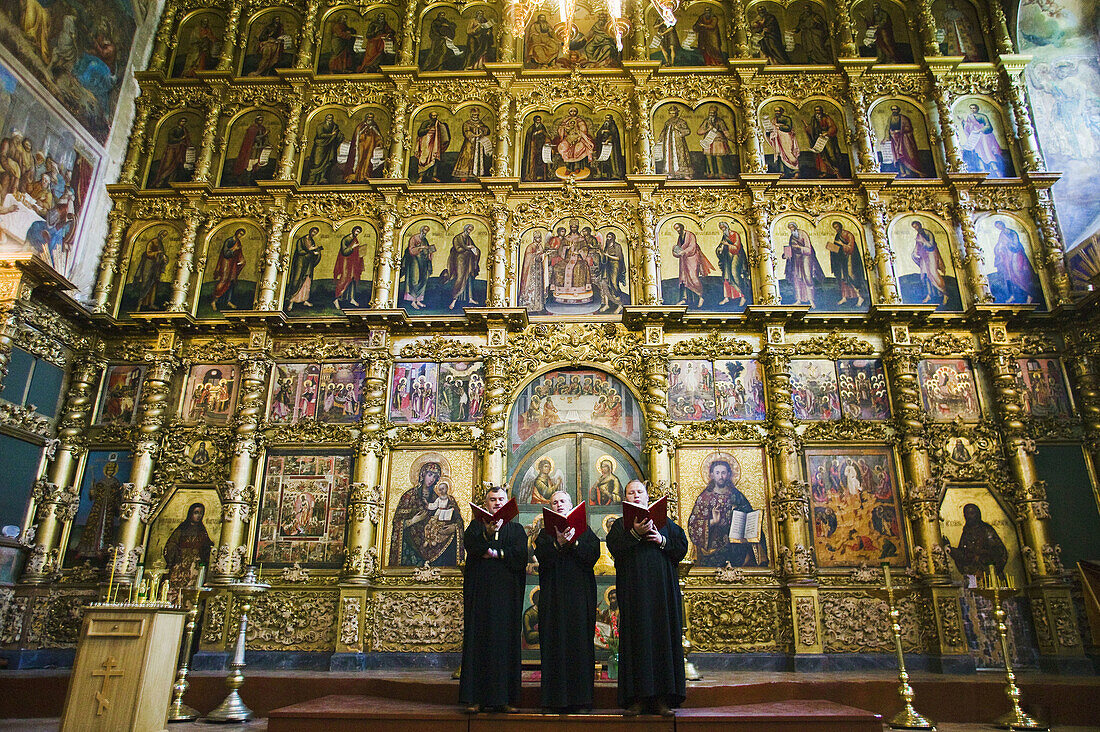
xmin=61 ymin=605 xmax=185 ymax=732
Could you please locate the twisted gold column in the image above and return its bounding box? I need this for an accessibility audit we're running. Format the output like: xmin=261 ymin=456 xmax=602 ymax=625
xmin=643 ymin=349 xmax=672 ymax=490
xmin=372 ymin=205 xmax=398 ymax=308
xmin=952 ymin=194 xmax=993 ymax=304
xmin=636 ymin=200 xmax=660 ymax=305
xmin=295 ymin=0 xmax=321 ymax=69
xmin=193 ymin=90 xmax=224 ymax=184
xmin=216 ymin=0 xmax=244 ymax=72
xmin=344 ymin=355 xmax=387 ymax=583
xmin=399 ymin=0 xmax=419 ymax=66
xmin=91 ymin=206 xmax=133 ymax=314
xmin=147 ymin=3 xmax=178 ymax=73
xmin=489 ymin=204 xmax=509 ymax=308
xmin=167 ymin=207 xmax=206 ymax=312
xmin=277 ymin=87 xmax=305 ymax=181
xmin=255 ymin=206 xmax=287 ymax=311
xmin=119 ymin=98 xmax=154 ymax=185
xmin=479 ymin=354 xmax=508 ymax=487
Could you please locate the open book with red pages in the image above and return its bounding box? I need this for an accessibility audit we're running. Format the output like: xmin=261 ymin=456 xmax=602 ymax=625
xmin=542 ymin=502 xmax=587 ymax=541
xmin=621 ymin=496 xmax=668 ymax=530
xmin=470 ymin=497 xmax=519 ymax=525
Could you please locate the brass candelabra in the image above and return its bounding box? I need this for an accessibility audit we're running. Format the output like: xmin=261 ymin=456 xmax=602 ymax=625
xmin=678 ymin=558 xmax=701 ymax=681
xmin=879 ymin=564 xmax=936 ymax=731
xmin=205 ymin=566 xmax=270 ymax=723
xmin=167 ymin=564 xmax=208 ymax=723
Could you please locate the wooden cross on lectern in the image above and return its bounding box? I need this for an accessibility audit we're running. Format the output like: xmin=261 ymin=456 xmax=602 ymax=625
xmin=90 ymin=656 xmax=124 ymax=716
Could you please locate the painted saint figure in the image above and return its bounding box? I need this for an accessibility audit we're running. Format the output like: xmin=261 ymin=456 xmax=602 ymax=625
xmin=421 ymin=10 xmax=459 ymax=71
xmin=910 ymin=220 xmax=948 ymax=304
xmin=452 ymin=109 xmax=491 ymax=181
xmin=863 ymin=3 xmax=899 ymax=62
xmin=286 ymin=227 xmax=323 ymax=311
xmin=593 ymin=115 xmax=626 ymax=180
xmin=693 ymin=7 xmax=726 ymax=66
xmin=766 ymin=106 xmax=800 ymax=177
xmin=555 ymin=108 xmax=596 ymax=174
xmin=992 ymin=220 xmax=1041 ymax=304
xmin=827 ymin=221 xmax=866 ymax=307
xmin=333 ymin=226 xmax=365 ymax=309
xmin=444 ymin=223 xmax=481 ymax=310
xmin=163 ymin=502 xmax=214 ymax=600
xmin=794 ymin=8 xmax=831 ymax=64
xmin=524 ymin=14 xmax=559 ymax=68
xmin=751 ymin=8 xmax=789 ymax=64
xmin=715 ymin=221 xmax=749 ymax=306
xmin=960 ymin=103 xmax=1007 ymax=177
xmin=805 ymin=105 xmax=843 ymax=178
xmin=344 ymin=112 xmax=385 ymax=182
xmin=131 ymin=229 xmax=168 ymax=311
xmin=783 ymin=221 xmax=824 ymax=306
xmin=588 ymin=457 xmax=622 ymax=505
xmin=659 ymin=106 xmax=693 ymax=180
xmin=521 ymin=114 xmax=551 ymax=181
xmin=414 ymin=111 xmax=451 ymax=183
xmin=151 ymin=117 xmax=192 ymax=187
xmin=464 ymin=10 xmax=495 ymax=69
xmin=673 ymin=222 xmax=714 ymax=308
xmin=75 ymin=458 xmax=122 ymax=561
xmin=211 ymin=228 xmax=246 ymax=310
xmin=697 ymin=106 xmax=734 ymax=178
xmin=389 ymin=460 xmax=465 ymax=567
xmin=687 ymin=459 xmax=765 ymax=567
xmin=231 ymin=114 xmax=271 ymax=184
xmin=401 ymin=225 xmax=435 ymax=309
xmin=248 ymin=14 xmax=287 ymax=77
xmin=518 ymin=231 xmax=547 ymax=312
xmin=305 ymin=114 xmax=344 ymax=185
xmin=884 ymin=105 xmax=925 ymax=178
xmin=945 ymin=503 xmax=1008 ymax=576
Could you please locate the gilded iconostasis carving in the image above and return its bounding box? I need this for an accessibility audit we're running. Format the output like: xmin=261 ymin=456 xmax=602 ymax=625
xmin=2 ymin=0 xmax=1098 ymax=673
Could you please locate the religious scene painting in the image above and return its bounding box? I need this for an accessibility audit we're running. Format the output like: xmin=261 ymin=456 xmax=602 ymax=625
xmin=514 ymin=436 xmax=572 ymax=505
xmin=0 ymin=59 xmax=99 ymax=279
xmin=182 ymin=364 xmax=238 ymax=425
xmin=1013 ymin=357 xmax=1072 ymax=418
xmin=789 ymin=359 xmax=840 ymax=420
xmin=146 ymin=487 xmax=219 ymax=602
xmin=647 ymin=2 xmax=729 ymax=67
xmin=953 ymin=98 xmax=1014 ymax=178
xmin=300 ymin=107 xmax=390 ymax=185
xmin=519 ymin=106 xmax=626 ymax=182
xmin=509 ymin=369 xmax=643 ymax=453
xmin=389 ymin=360 xmax=484 ymax=424
xmin=240 ymin=10 xmax=299 ymax=77
xmin=268 ymin=362 xmax=365 ymax=424
xmin=256 ymin=453 xmax=350 ymax=567
xmin=389 ymin=361 xmax=439 ymax=424
xmin=745 ymin=2 xmax=834 ymax=65
xmin=917 ymin=358 xmax=981 ymax=421
xmin=759 ymin=100 xmax=851 ymax=179
xmin=117 ymin=224 xmax=180 ymax=315
xmin=317 ymin=8 xmax=398 ymax=74
xmin=145 ymin=113 xmax=199 ymax=188
xmin=417 ymin=4 xmax=497 ymax=71
xmin=64 ymin=450 xmax=132 ymax=566
xmin=668 ymin=359 xmax=767 ymax=421
xmin=196 ymin=221 xmax=263 ymax=318
xmin=95 ymin=364 xmax=144 ymax=425
xmin=0 ymin=0 xmax=135 ymax=141
xmin=386 ymin=449 xmax=474 ymax=567
xmin=517 ymin=218 xmax=630 ymax=316
xmin=658 ymin=216 xmax=753 ymax=312
xmin=974 ymin=215 xmax=1046 ymax=308
xmin=397 ymin=217 xmax=488 ymax=314
xmin=869 ymin=99 xmax=936 ymax=178
xmin=773 ymin=215 xmax=870 ymax=312
xmin=931 ymin=0 xmax=988 ymax=61
xmin=316 ymin=362 xmax=366 ymax=424
xmin=853 ymin=0 xmax=917 ymax=63
xmin=888 ymin=214 xmax=964 ymax=311
xmin=170 ymin=11 xmax=225 ymax=78
xmin=678 ymin=447 xmax=770 ymax=568
xmin=282 ymin=220 xmax=377 ymax=316
xmin=836 ymin=359 xmax=890 ymax=420
xmin=523 ymin=3 xmax=620 ymax=70
xmin=218 ymin=109 xmax=282 ymax=187
xmin=652 ymin=103 xmax=740 ymax=181
xmin=409 ymin=104 xmax=494 ymax=183
xmin=806 ymin=446 xmax=906 ymax=567
xmin=668 ymin=359 xmax=714 ymax=421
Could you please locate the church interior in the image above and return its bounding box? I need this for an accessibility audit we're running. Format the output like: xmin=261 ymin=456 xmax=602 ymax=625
xmin=0 ymin=0 xmax=1097 ymax=726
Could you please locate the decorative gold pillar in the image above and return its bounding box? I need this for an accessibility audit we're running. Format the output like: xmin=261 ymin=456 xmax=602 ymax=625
xmin=631 ymin=0 xmax=646 ymax=62
xmin=642 ymin=349 xmax=673 ymax=490
xmin=399 ymin=0 xmax=419 ymax=66
xmin=833 ymin=0 xmax=858 ymax=58
xmin=277 ymin=87 xmax=305 ymax=181
xmin=479 ymin=353 xmax=508 ymax=487
xmin=1030 ymin=186 xmax=1073 ymax=307
xmin=387 ymin=88 xmax=409 ymax=180
xmin=1065 ymin=338 xmax=1100 ymax=471
xmin=344 ymin=354 xmax=387 ymax=582
xmin=634 ymin=86 xmax=654 ymax=175
xmin=863 ymin=191 xmax=901 ymax=304
xmin=494 ymin=88 xmax=513 ymax=178
xmin=729 ymin=0 xmax=749 ymax=58
xmin=193 ymin=92 xmax=224 ymax=184
xmin=847 ymin=84 xmax=877 ymax=173
xmin=91 ymin=206 xmax=132 ymax=314
xmin=915 ymin=0 xmax=939 ymax=58
xmin=119 ymin=98 xmax=155 ymax=185
xmin=635 ymin=199 xmax=660 ymax=305
xmin=489 ymin=203 xmax=509 ymax=308
xmin=22 ymin=356 xmax=102 ymax=583
xmin=986 ymin=0 xmax=1014 ymax=55
xmin=113 ymin=352 xmax=178 ymax=583
xmin=999 ymin=62 xmax=1045 ymax=173
xmin=499 ymin=11 xmax=517 ymax=63
xmin=210 ymin=356 xmax=269 ymax=584
xmin=167 ymin=207 xmax=206 ymax=312
xmin=256 ymin=206 xmax=287 ymax=311
xmin=931 ymin=80 xmax=964 ymax=173
xmin=746 ymin=194 xmax=779 ymax=305
xmin=147 ymin=4 xmax=179 ymax=73
xmin=216 ymin=0 xmax=244 ymax=72
xmin=738 ymin=86 xmax=765 ymax=174
xmin=295 ymin=0 xmax=321 ymax=69
xmin=372 ymin=204 xmax=398 ymax=308
xmin=952 ymin=193 xmax=993 ymax=304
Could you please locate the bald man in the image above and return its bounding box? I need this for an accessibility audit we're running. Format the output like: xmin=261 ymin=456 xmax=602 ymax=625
xmin=607 ymin=480 xmax=688 ymax=716
xmin=534 ymin=490 xmax=599 ymax=712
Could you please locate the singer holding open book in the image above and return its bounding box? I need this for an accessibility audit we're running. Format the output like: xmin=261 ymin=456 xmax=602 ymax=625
xmin=606 ymin=480 xmax=688 ymax=717
xmin=535 ymin=491 xmax=598 ymax=712
xmin=459 ymin=486 xmax=528 ymax=714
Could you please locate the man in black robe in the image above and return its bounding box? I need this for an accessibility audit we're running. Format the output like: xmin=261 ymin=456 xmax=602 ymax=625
xmin=535 ymin=490 xmax=598 ymax=712
xmin=460 ymin=485 xmax=528 ymax=713
xmin=607 ymin=480 xmax=687 ymax=717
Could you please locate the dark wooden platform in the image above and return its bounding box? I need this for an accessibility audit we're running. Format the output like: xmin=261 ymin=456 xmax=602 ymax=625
xmin=265 ymin=695 xmax=882 ymax=732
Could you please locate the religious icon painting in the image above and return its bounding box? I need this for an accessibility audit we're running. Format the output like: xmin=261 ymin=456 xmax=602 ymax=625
xmin=186 ymin=439 xmax=217 ymax=468
xmin=658 ymin=216 xmax=753 ymax=312
xmin=869 ymin=100 xmax=937 ymax=179
xmin=773 ymin=215 xmax=870 ymax=313
xmin=953 ymin=98 xmax=1015 ymax=178
xmin=95 ymin=365 xmax=145 ymax=426
xmin=145 ymin=114 xmax=200 ymax=189
xmin=267 ymin=362 xmax=322 ymax=424
xmin=1013 ymin=357 xmax=1072 ymax=417
xmin=522 ymin=3 xmax=621 ymax=70
xmin=651 ymin=103 xmax=741 ymax=180
xmin=759 ymin=101 xmax=852 ymax=180
xmin=418 ymin=4 xmax=499 ymax=71
xmin=974 ymin=214 xmax=1046 ymax=308
xmin=65 ymin=450 xmax=133 ymax=566
xmin=437 ymin=362 xmax=485 ymax=423
xmin=522 ymin=585 xmax=541 ymax=650
xmin=888 ymin=214 xmax=964 ymax=311
xmin=789 ymin=359 xmax=840 ymax=421
xmin=917 ymin=358 xmax=981 ymax=421
xmin=218 ymin=109 xmax=283 ymax=187
xmin=668 ymin=360 xmax=716 ymax=421
xmin=647 ymin=2 xmax=729 ymax=67
xmin=408 ymin=105 xmax=495 ymax=184
xmin=316 ymin=362 xmax=365 ymax=424
xmin=836 ymin=359 xmax=890 ymax=420
xmin=385 ymin=449 xmax=475 ymax=567
xmin=283 ymin=220 xmax=378 ymax=317
xmin=240 ymin=10 xmax=299 ymax=77
xmin=518 ymin=107 xmax=627 ymax=182
xmin=514 ymin=437 xmax=572 ymax=506
xmin=389 ymin=362 xmax=439 ymax=424
xmin=853 ymin=0 xmax=917 ymax=63
xmin=805 ymin=446 xmax=906 ymax=567
xmin=170 ymin=10 xmax=226 ymax=78
xmin=146 ymin=486 xmax=220 ymax=602
xmin=678 ymin=447 xmax=770 ymax=568
xmin=318 ymin=8 xmax=399 ymax=74
xmin=256 ymin=453 xmax=350 ymax=567
xmin=714 ymin=360 xmax=766 ymax=420
xmin=746 ymin=2 xmax=791 ymax=64
xmin=117 ymin=224 xmax=181 ymax=316
xmin=182 ymin=364 xmax=239 ymax=425
xmin=932 ymin=0 xmax=989 ymax=62
xmin=196 ymin=221 xmax=264 ymax=319
xmin=517 ymin=219 xmax=631 ymax=316
xmin=397 ymin=217 xmax=489 ymax=314
xmin=580 ymin=441 xmax=639 ymax=508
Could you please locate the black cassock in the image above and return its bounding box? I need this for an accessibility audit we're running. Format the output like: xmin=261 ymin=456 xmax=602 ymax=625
xmin=459 ymin=520 xmax=528 ymax=708
xmin=606 ymin=517 xmax=688 ymax=708
xmin=534 ymin=526 xmax=599 ymax=709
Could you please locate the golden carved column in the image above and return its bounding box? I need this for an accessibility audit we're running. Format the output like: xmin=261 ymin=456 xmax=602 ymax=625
xmin=636 ymin=199 xmax=660 ymax=305
xmin=1030 ymin=186 xmax=1073 ymax=307
xmin=295 ymin=0 xmax=321 ymax=69
xmin=729 ymin=0 xmax=749 ymax=58
xmin=119 ymin=97 xmax=155 ymax=185
xmin=999 ymin=61 xmax=1045 ymax=173
xmin=147 ymin=4 xmax=178 ymax=73
xmin=634 ymin=86 xmax=654 ymax=175
xmin=372 ymin=204 xmax=398 ymax=308
xmin=387 ymin=88 xmax=409 ymax=179
xmin=216 ymin=0 xmax=245 ymax=72
xmin=256 ymin=206 xmax=287 ymax=311
xmin=499 ymin=8 xmax=517 ymax=63
xmin=494 ymin=87 xmax=513 ymax=178
xmin=761 ymin=337 xmax=823 ymax=659
xmin=951 ymin=192 xmax=993 ymax=304
xmin=738 ymin=86 xmax=765 ymax=174
xmin=986 ymin=0 xmax=1015 ymax=55
xmin=930 ymin=79 xmax=965 ymax=173
xmin=915 ymin=0 xmax=939 ymax=58
xmin=642 ymin=349 xmax=673 ymax=490
xmin=832 ymin=0 xmax=858 ymax=58
xmin=1065 ymin=338 xmax=1100 ymax=482
xmin=489 ymin=203 xmax=510 ymax=308
xmin=399 ymin=0 xmax=419 ymax=66
xmin=631 ymin=0 xmax=646 ymax=62
xmin=862 ymin=188 xmax=901 ymax=304
xmin=210 ymin=355 xmax=269 ymax=584
xmin=22 ymin=356 xmax=102 ymax=583
xmin=277 ymin=87 xmax=306 ymax=181
xmin=193 ymin=91 xmax=224 ymax=184
xmin=745 ymin=192 xmax=780 ymax=305
xmin=479 ymin=354 xmax=508 ymax=488
xmin=91 ymin=205 xmax=132 ymax=313
xmin=847 ymin=83 xmax=877 ymax=173
xmin=167 ymin=206 xmax=206 ymax=312
xmin=113 ymin=352 xmax=178 ymax=583
xmin=342 ymin=352 xmax=387 ymax=583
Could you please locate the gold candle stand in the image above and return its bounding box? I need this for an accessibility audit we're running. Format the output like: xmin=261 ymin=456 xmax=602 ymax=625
xmin=167 ymin=584 xmax=208 ymax=722
xmin=205 ymin=566 xmax=270 ymax=723
xmin=678 ymin=558 xmax=701 ymax=681
xmin=973 ymin=566 xmax=1048 ymax=731
xmin=879 ymin=564 xmax=936 ymax=731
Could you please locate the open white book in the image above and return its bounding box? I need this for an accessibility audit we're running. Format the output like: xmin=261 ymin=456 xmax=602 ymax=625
xmin=728 ymin=509 xmax=762 ymax=543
